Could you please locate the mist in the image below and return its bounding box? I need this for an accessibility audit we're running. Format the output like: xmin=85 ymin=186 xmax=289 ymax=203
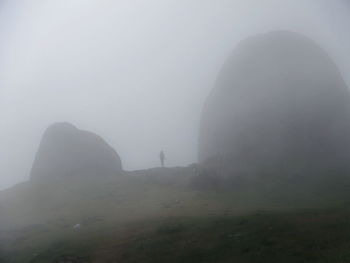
xmin=0 ymin=0 xmax=349 ymax=190
xmin=3 ymin=1 xmax=350 ymax=262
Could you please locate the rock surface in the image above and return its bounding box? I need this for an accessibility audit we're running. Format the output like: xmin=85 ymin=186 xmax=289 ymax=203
xmin=199 ymin=31 xmax=350 ymax=178
xmin=30 ymin=123 xmax=123 ymax=180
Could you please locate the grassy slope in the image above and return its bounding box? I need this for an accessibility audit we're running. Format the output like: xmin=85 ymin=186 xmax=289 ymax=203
xmin=1 ymin=167 xmax=350 ymax=262
xmin=3 ymin=210 xmax=350 ymax=263
xmin=98 ymin=209 xmax=350 ymax=263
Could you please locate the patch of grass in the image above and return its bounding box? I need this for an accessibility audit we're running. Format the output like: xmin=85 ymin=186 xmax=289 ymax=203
xmin=157 ymin=222 xmax=186 ymax=234
xmin=2 ymin=209 xmax=350 ymax=262
xmin=110 ymin=209 xmax=350 ymax=263
xmin=1 ymin=238 xmax=93 ymax=263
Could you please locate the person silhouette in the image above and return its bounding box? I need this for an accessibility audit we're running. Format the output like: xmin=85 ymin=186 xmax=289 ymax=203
xmin=160 ymin=150 xmax=166 ymax=168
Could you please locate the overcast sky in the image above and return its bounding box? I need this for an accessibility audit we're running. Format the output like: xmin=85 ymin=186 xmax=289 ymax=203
xmin=0 ymin=0 xmax=349 ymax=190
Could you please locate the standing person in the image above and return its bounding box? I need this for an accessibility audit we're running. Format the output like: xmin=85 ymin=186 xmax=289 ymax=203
xmin=160 ymin=150 xmax=166 ymax=168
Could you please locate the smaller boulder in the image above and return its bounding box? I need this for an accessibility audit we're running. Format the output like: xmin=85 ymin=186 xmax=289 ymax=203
xmin=30 ymin=122 xmax=123 ymax=180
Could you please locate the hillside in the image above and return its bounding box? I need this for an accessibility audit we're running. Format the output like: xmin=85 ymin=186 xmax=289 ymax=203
xmin=3 ymin=208 xmax=350 ymax=262
xmin=1 ymin=167 xmax=350 ymax=262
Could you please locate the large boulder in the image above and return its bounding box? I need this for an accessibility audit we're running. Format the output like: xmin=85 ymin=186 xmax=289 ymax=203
xmin=199 ymin=31 xmax=350 ymax=178
xmin=30 ymin=123 xmax=123 ymax=180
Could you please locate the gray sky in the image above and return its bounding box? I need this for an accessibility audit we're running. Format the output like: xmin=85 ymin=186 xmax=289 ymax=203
xmin=0 ymin=0 xmax=349 ymax=190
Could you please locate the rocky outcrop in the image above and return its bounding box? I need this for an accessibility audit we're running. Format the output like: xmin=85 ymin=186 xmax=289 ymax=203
xmin=30 ymin=123 xmax=123 ymax=180
xmin=199 ymin=31 xmax=350 ymax=178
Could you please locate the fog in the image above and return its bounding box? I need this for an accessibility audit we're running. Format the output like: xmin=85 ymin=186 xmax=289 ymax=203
xmin=1 ymin=0 xmax=350 ymax=190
